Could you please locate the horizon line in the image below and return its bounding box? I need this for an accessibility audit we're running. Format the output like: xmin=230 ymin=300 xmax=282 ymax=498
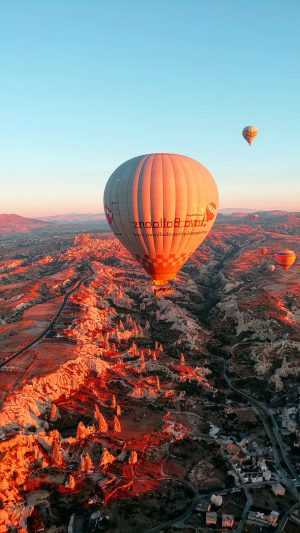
xmin=1 ymin=207 xmax=300 ymax=220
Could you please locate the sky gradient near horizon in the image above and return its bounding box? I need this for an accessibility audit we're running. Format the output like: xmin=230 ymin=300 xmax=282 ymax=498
xmin=1 ymin=1 xmax=300 ymax=216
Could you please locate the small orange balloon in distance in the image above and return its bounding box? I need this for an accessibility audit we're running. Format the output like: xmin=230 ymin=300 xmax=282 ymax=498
xmin=274 ymin=249 xmax=297 ymax=270
xmin=103 ymin=153 xmax=219 ymax=285
xmin=243 ymin=125 xmax=259 ymax=145
xmin=260 ymin=247 xmax=268 ymax=256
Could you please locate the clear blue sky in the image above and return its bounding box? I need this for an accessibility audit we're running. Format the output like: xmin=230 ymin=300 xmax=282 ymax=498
xmin=1 ymin=1 xmax=299 ymax=216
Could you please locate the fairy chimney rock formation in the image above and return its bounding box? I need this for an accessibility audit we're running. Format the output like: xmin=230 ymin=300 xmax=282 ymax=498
xmin=113 ymin=416 xmax=122 ymax=433
xmin=94 ymin=405 xmax=108 ymax=433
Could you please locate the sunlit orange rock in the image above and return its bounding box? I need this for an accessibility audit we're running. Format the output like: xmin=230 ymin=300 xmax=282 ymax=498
xmin=155 ymin=376 xmax=161 ymax=391
xmin=50 ymin=428 xmax=61 ymax=442
xmin=16 ymin=447 xmax=24 ymax=463
xmin=0 ymin=480 xmax=9 ymax=492
xmin=147 ymin=388 xmax=158 ymax=399
xmin=140 ymin=353 xmax=146 ymax=372
xmin=0 ymin=352 xmax=107 ymax=429
xmin=76 ymin=421 xmax=89 ymax=440
xmin=49 ymin=403 xmax=60 ymax=422
xmin=130 ymin=385 xmax=143 ymax=399
xmin=94 ymin=405 xmax=108 ymax=433
xmin=0 ymin=510 xmax=9 ymax=532
xmin=152 ymin=351 xmax=157 ymax=361
xmin=111 ymin=394 xmax=117 ymax=409
xmin=65 ymin=474 xmax=76 ymax=490
xmin=80 ymin=452 xmax=94 ymax=473
xmin=100 ymin=448 xmax=116 ymax=469
xmin=113 ymin=416 xmax=122 ymax=433
xmin=130 ymin=342 xmax=138 ymax=356
xmin=128 ymin=450 xmax=138 ymax=465
xmin=51 ymin=439 xmax=64 ymax=467
xmin=116 ymin=404 xmax=122 ymax=417
xmin=74 ymin=233 xmax=93 ymax=247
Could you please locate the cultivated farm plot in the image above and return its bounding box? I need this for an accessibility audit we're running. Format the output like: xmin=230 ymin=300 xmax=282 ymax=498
xmin=0 ymin=297 xmax=64 ymax=359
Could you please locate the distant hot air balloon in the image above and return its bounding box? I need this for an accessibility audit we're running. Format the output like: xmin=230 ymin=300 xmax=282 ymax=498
xmin=267 ymin=264 xmax=276 ymax=272
xmin=274 ymin=249 xmax=297 ymax=270
xmin=103 ymin=153 xmax=219 ymax=285
xmin=260 ymin=247 xmax=268 ymax=256
xmin=243 ymin=126 xmax=258 ymax=145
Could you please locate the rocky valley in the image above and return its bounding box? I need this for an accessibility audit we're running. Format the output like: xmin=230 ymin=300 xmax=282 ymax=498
xmin=0 ymin=213 xmax=300 ymax=532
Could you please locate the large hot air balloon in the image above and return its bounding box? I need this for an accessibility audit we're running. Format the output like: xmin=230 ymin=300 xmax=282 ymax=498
xmin=103 ymin=153 xmax=219 ymax=285
xmin=243 ymin=126 xmax=258 ymax=145
xmin=274 ymin=249 xmax=297 ymax=270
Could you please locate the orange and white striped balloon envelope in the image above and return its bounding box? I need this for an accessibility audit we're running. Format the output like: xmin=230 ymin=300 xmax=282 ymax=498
xmin=103 ymin=153 xmax=219 ymax=285
xmin=274 ymin=249 xmax=297 ymax=270
xmin=242 ymin=125 xmax=259 ymax=145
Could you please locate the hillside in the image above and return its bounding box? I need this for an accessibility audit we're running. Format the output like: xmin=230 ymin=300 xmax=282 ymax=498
xmin=0 ymin=214 xmax=49 ymax=235
xmin=41 ymin=213 xmax=106 ymax=223
xmin=0 ymin=221 xmax=299 ymax=531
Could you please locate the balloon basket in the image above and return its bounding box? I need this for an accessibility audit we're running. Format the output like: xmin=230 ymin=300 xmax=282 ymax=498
xmin=152 ymin=280 xmax=175 ymax=298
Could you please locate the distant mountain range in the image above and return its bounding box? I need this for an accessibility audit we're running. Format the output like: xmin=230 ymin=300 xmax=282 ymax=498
xmin=219 ymin=208 xmax=256 ymax=214
xmin=41 ymin=213 xmax=106 ymax=223
xmin=43 ymin=210 xmax=258 ymax=220
xmin=1 ymin=210 xmax=299 ymax=236
xmin=0 ymin=214 xmax=50 ymax=235
xmin=218 ymin=209 xmax=300 ymax=221
xmin=219 ymin=208 xmax=300 ymax=216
